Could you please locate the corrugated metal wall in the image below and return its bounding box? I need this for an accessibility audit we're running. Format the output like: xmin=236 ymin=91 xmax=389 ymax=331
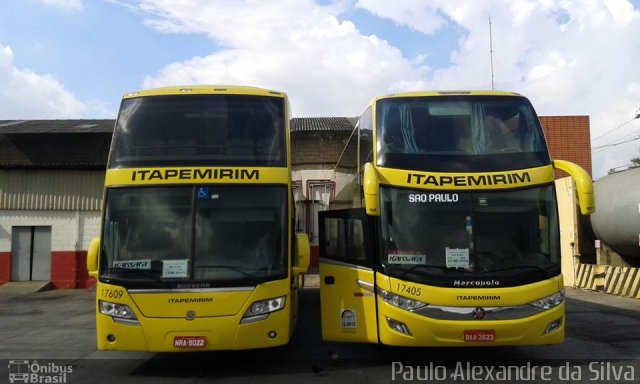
xmin=0 ymin=170 xmax=104 ymax=211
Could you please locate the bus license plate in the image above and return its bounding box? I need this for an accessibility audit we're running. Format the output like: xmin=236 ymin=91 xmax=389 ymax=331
xmin=463 ymin=330 xmax=496 ymax=342
xmin=174 ymin=336 xmax=207 ymax=348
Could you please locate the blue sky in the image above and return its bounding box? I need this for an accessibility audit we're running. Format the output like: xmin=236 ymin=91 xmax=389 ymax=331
xmin=0 ymin=0 xmax=213 ymax=114
xmin=1 ymin=0 xmax=640 ymax=178
xmin=340 ymin=6 xmax=464 ymax=69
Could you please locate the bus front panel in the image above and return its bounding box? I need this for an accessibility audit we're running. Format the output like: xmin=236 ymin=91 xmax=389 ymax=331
xmin=374 ymin=273 xmax=564 ymax=347
xmin=95 ymin=279 xmax=293 ymax=351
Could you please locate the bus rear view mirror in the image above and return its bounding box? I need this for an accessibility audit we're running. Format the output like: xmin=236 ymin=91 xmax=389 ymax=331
xmin=553 ymin=160 xmax=595 ymax=215
xmin=293 ymin=233 xmax=310 ymax=275
xmin=87 ymin=237 xmax=100 ymax=278
xmin=363 ymin=163 xmax=380 ymax=216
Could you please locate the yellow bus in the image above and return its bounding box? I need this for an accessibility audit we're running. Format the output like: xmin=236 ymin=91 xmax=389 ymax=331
xmin=319 ymin=91 xmax=594 ymax=346
xmin=87 ymin=85 xmax=310 ymax=352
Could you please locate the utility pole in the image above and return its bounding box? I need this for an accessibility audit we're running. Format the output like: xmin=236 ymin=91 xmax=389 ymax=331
xmin=489 ymin=15 xmax=495 ymax=90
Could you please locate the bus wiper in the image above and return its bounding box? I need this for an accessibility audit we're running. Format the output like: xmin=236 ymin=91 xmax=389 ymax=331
xmin=481 ymin=265 xmax=552 ymax=275
xmin=108 ymin=267 xmax=158 ymax=275
xmin=399 ymin=264 xmax=454 ymax=279
xmin=106 ymin=268 xmax=160 ymax=281
xmin=197 ymin=265 xmax=260 ymax=284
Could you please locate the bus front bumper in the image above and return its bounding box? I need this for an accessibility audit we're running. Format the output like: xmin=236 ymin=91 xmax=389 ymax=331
xmin=95 ymin=307 xmax=292 ymax=352
xmin=378 ymin=301 xmax=565 ymax=347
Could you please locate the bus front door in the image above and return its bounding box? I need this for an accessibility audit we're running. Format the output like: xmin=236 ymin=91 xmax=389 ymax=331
xmin=318 ymin=209 xmax=378 ymax=343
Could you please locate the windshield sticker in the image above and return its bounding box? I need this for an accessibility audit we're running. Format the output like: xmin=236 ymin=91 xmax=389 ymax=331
xmin=162 ymin=259 xmax=190 ymax=278
xmin=408 ymin=193 xmax=459 ymax=203
xmin=112 ymin=260 xmax=151 ymax=270
xmin=446 ymin=247 xmax=470 ymax=268
xmin=340 ymin=309 xmax=356 ymax=332
xmin=388 ymin=250 xmax=427 ymax=265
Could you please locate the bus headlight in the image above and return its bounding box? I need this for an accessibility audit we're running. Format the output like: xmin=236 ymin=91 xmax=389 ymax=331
xmin=528 ymin=290 xmax=564 ymax=310
xmin=99 ymin=300 xmax=138 ymax=320
xmin=378 ymin=288 xmax=427 ymax=311
xmin=241 ymin=296 xmax=286 ymax=324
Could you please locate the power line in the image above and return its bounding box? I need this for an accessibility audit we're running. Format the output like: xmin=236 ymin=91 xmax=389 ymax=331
xmin=592 ymin=135 xmax=640 ymax=154
xmin=591 ymin=112 xmax=639 ymax=143
xmin=593 ymin=127 xmax=640 ymax=153
xmin=610 ymin=126 xmax=640 ymax=143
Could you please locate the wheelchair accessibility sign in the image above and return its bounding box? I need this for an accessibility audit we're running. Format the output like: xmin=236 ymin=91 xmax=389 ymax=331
xmin=197 ymin=187 xmax=210 ymax=200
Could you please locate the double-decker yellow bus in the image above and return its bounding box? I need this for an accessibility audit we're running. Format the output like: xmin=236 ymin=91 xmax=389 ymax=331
xmin=319 ymin=91 xmax=594 ymax=346
xmin=87 ymin=85 xmax=309 ymax=352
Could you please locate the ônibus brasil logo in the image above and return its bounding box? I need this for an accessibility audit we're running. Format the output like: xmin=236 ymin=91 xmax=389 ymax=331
xmin=8 ymin=360 xmax=73 ymax=384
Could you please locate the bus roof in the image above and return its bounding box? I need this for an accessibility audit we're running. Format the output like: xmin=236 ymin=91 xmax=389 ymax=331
xmin=122 ymin=85 xmax=286 ymax=99
xmin=374 ymin=90 xmax=523 ymax=103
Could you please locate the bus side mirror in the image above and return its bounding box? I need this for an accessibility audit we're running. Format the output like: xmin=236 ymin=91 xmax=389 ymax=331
xmin=363 ymin=163 xmax=380 ymax=216
xmin=293 ymin=233 xmax=310 ymax=276
xmin=553 ymin=160 xmax=596 ymax=215
xmin=87 ymin=237 xmax=100 ymax=279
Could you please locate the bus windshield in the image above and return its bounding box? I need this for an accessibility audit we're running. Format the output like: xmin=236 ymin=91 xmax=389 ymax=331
xmin=110 ymin=94 xmax=285 ymax=168
xmin=376 ymin=96 xmax=549 ymax=172
xmin=100 ymin=186 xmax=287 ymax=286
xmin=379 ymin=185 xmax=560 ymax=287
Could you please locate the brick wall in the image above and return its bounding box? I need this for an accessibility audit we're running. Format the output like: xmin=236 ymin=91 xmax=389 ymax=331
xmin=540 ymin=116 xmax=592 ymax=179
xmin=291 ymin=131 xmax=354 ymax=167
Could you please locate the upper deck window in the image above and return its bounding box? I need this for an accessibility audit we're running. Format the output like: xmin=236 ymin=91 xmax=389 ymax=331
xmin=376 ymin=96 xmax=550 ymax=172
xmin=109 ymin=94 xmax=286 ymax=168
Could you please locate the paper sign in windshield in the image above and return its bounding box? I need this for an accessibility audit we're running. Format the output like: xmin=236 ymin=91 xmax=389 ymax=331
xmin=446 ymin=247 xmax=470 ymax=268
xmin=162 ymin=259 xmax=189 ymax=278
xmin=388 ymin=250 xmax=426 ymax=265
xmin=112 ymin=260 xmax=151 ymax=270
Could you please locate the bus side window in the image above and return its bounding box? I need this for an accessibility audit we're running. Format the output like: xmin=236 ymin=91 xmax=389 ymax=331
xmin=347 ymin=219 xmax=366 ymax=261
xmin=358 ymin=106 xmax=373 ymax=167
xmin=324 ymin=217 xmax=367 ymax=262
xmin=382 ymin=107 xmax=404 ymax=153
xmin=358 ymin=106 xmax=373 ymax=189
xmin=325 ymin=218 xmax=345 ymax=259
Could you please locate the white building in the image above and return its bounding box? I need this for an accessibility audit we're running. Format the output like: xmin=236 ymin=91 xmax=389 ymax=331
xmin=0 ymin=120 xmax=112 ymax=288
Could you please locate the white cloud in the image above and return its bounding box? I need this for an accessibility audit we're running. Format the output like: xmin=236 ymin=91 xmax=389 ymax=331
xmin=121 ymin=0 xmax=640 ymax=178
xmin=355 ymin=0 xmax=447 ymax=35
xmin=39 ymin=0 xmax=83 ymax=12
xmin=122 ymin=0 xmax=430 ymax=117
xmin=0 ymin=44 xmax=87 ymax=119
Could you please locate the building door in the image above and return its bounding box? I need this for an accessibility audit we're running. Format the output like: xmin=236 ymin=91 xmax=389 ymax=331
xmin=11 ymin=226 xmax=52 ymax=281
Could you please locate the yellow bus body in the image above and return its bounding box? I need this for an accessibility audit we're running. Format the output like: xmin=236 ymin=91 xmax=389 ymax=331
xmin=318 ymin=90 xmax=591 ymax=347
xmin=91 ymin=86 xmax=309 ymax=352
